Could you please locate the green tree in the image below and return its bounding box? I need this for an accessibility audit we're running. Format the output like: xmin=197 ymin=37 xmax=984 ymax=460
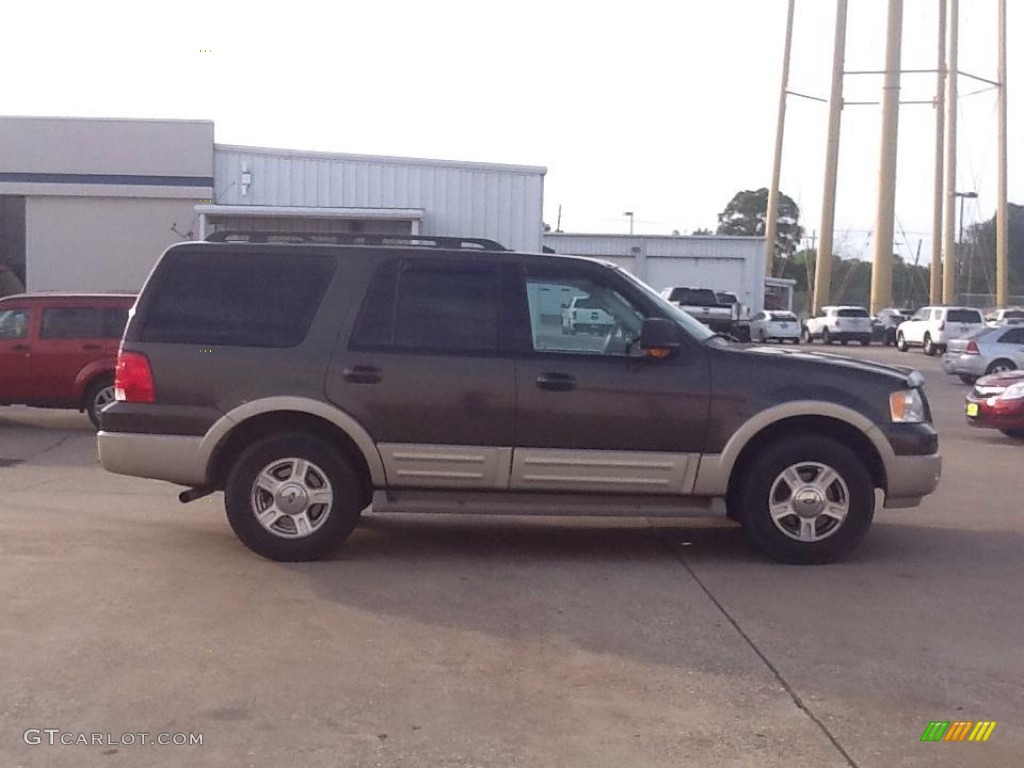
xmin=716 ymin=188 xmax=804 ymax=260
xmin=962 ymin=202 xmax=1024 ymax=301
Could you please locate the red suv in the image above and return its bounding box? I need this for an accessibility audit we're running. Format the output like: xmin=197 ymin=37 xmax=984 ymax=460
xmin=0 ymin=293 xmax=135 ymax=427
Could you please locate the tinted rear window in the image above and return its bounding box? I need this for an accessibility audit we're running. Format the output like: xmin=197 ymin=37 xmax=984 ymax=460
xmin=41 ymin=306 xmax=128 ymax=339
xmin=669 ymin=288 xmax=719 ymax=305
xmin=947 ymin=309 xmax=982 ymax=323
xmin=140 ymin=250 xmax=335 ymax=347
xmin=771 ymin=313 xmax=797 ymax=322
xmin=350 ymin=260 xmax=500 ymax=354
xmin=837 ymin=308 xmax=869 ymax=318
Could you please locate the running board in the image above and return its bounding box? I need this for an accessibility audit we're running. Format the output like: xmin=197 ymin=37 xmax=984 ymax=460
xmin=371 ymin=490 xmax=725 ymax=518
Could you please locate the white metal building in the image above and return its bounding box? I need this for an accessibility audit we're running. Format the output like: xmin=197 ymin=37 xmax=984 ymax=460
xmin=202 ymin=146 xmax=545 ymax=253
xmin=543 ymin=232 xmax=795 ymax=312
xmin=0 ymin=116 xmax=546 ymax=293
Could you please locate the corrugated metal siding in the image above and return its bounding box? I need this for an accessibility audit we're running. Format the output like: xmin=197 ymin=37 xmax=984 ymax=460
xmin=214 ymin=147 xmax=545 ymax=252
xmin=544 ymin=233 xmax=767 ymax=311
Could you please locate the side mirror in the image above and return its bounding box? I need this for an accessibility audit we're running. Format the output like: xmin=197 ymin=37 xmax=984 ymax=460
xmin=640 ymin=318 xmax=681 ymax=358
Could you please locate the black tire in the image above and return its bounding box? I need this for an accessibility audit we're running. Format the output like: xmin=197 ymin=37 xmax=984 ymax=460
xmin=801 ymin=327 xmax=812 ymax=344
xmin=999 ymin=429 xmax=1024 ymax=440
xmin=896 ymin=332 xmax=908 ymax=352
xmin=736 ymin=436 xmax=875 ymax=564
xmin=792 ymin=337 xmax=801 ymax=345
xmin=923 ymin=334 xmax=936 ymax=356
xmin=758 ymin=328 xmax=767 ymax=343
xmin=860 ymin=338 xmax=871 ymax=347
xmin=85 ymin=376 xmax=115 ymax=429
xmin=224 ymin=433 xmax=365 ymax=561
xmin=822 ymin=328 xmax=832 ymax=345
xmin=840 ymin=339 xmax=848 ymax=346
xmin=985 ymin=359 xmax=1017 ymax=376
xmin=959 ymin=374 xmax=979 ymax=385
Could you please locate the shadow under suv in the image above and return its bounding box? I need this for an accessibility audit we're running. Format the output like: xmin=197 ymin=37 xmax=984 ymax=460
xmin=98 ymin=233 xmax=942 ymax=564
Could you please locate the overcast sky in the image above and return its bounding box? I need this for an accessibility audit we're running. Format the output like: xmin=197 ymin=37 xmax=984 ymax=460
xmin=3 ymin=0 xmax=1017 ymax=261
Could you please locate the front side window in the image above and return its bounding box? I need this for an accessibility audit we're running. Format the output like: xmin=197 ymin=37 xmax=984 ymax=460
xmin=0 ymin=308 xmax=29 ymax=339
xmin=525 ymin=272 xmax=647 ymax=357
xmin=350 ymin=259 xmax=500 ymax=354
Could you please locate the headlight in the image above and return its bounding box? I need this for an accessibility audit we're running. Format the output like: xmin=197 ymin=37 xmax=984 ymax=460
xmin=890 ymin=388 xmax=925 ymax=423
xmin=999 ymin=382 xmax=1024 ymax=401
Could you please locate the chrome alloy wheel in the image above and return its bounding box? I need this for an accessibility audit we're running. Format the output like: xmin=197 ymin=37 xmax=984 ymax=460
xmin=250 ymin=458 xmax=334 ymax=539
xmin=768 ymin=461 xmax=850 ymax=543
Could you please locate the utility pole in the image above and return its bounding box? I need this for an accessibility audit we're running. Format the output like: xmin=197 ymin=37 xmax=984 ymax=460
xmin=814 ymin=0 xmax=849 ymax=313
xmin=942 ymin=0 xmax=960 ymax=304
xmin=996 ymin=0 xmax=1009 ymax=307
xmin=623 ymin=211 xmax=634 ymax=235
xmin=930 ymin=0 xmax=947 ymax=303
xmin=766 ymin=0 xmax=796 ymax=279
xmin=870 ymin=0 xmax=904 ymax=315
xmin=815 ymin=0 xmax=847 ymax=315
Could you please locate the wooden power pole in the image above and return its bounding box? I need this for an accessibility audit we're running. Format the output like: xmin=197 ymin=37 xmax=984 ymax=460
xmin=813 ymin=0 xmax=849 ymax=313
xmin=870 ymin=0 xmax=904 ymax=315
xmin=766 ymin=0 xmax=796 ymax=279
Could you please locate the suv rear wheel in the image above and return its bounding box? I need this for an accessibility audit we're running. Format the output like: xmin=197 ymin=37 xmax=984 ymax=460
xmin=923 ymin=333 xmax=936 ymax=356
xmin=896 ymin=332 xmax=908 ymax=352
xmin=85 ymin=376 xmax=115 ymax=429
xmin=225 ymin=433 xmax=364 ymax=561
xmin=736 ymin=436 xmax=875 ymax=564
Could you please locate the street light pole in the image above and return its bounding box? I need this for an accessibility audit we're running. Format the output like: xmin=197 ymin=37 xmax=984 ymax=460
xmin=954 ymin=190 xmax=977 ymax=300
xmin=623 ymin=211 xmax=634 ymax=235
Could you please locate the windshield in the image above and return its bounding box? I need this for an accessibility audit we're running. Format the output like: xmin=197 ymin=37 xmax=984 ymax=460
xmin=614 ymin=268 xmax=716 ymax=341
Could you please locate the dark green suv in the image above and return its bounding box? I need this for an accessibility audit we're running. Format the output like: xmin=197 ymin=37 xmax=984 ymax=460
xmin=99 ymin=233 xmax=942 ymax=564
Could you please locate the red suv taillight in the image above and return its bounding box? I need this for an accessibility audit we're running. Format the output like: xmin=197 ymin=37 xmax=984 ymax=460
xmin=965 ymin=340 xmax=980 ymax=355
xmin=114 ymin=351 xmax=155 ymax=403
xmin=938 ymin=321 xmax=946 ymax=331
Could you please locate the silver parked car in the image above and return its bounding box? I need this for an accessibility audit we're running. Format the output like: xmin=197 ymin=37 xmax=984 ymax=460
xmin=941 ymin=325 xmax=1024 ymax=384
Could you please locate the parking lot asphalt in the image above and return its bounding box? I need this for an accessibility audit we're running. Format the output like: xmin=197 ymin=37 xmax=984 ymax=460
xmin=1 ymin=345 xmax=1022 ymax=768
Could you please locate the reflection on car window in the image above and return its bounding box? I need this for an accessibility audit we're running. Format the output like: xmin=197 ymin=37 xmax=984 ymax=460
xmin=0 ymin=309 xmax=29 ymax=339
xmin=525 ymin=275 xmax=646 ymax=357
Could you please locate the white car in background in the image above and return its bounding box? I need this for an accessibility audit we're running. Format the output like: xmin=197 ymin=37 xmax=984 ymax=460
xmin=896 ymin=306 xmax=985 ymax=355
xmin=984 ymin=307 xmax=1024 ymax=328
xmin=802 ymin=305 xmax=873 ymax=346
xmin=749 ymin=310 xmax=801 ymax=344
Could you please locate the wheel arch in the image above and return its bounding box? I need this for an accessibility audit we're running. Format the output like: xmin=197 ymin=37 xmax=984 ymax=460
xmin=201 ymin=398 xmax=384 ymax=503
xmin=695 ymin=404 xmax=890 ymax=498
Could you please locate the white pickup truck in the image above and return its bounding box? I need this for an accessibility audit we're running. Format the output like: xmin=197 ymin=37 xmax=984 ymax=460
xmin=661 ymin=286 xmax=744 ymax=338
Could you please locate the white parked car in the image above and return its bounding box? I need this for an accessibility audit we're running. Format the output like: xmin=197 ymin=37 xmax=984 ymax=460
xmin=802 ymin=305 xmax=873 ymax=346
xmin=896 ymin=306 xmax=985 ymax=356
xmin=750 ymin=310 xmax=801 ymax=343
xmin=984 ymin=307 xmax=1024 ymax=328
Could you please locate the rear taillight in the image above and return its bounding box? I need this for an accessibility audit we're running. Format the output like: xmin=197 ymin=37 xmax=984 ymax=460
xmin=115 ymin=351 xmax=155 ymax=403
xmin=965 ymin=341 xmax=980 ymax=355
xmin=836 ymin=318 xmax=842 ymax=326
xmin=939 ymin=321 xmax=946 ymax=331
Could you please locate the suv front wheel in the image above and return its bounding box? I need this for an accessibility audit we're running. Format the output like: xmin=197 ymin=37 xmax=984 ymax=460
xmin=225 ymin=434 xmax=364 ymax=561
xmin=737 ymin=436 xmax=875 ymax=564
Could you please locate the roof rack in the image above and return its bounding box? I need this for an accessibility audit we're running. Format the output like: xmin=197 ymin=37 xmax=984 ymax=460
xmin=204 ymin=231 xmax=509 ymax=251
